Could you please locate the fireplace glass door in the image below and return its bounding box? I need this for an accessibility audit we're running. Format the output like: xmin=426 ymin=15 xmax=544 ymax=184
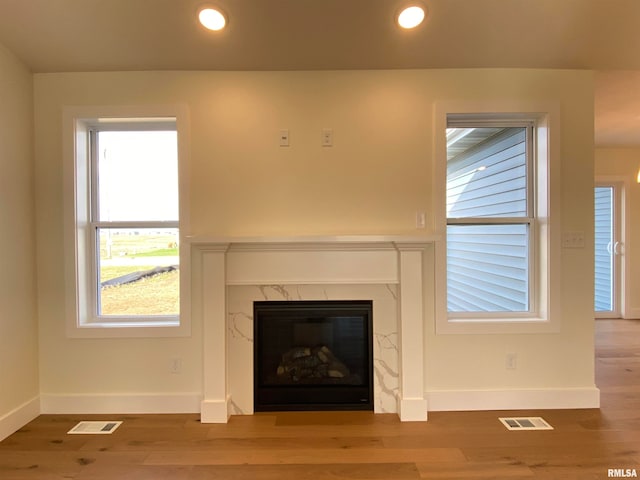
xmin=253 ymin=300 xmax=373 ymax=411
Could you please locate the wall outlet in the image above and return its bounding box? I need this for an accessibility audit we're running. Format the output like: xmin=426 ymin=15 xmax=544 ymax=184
xmin=506 ymin=353 xmax=517 ymax=370
xmin=170 ymin=357 xmax=182 ymax=374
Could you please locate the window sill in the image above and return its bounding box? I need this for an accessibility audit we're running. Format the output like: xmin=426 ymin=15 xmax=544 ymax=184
xmin=67 ymin=318 xmax=190 ymax=338
xmin=436 ymin=316 xmax=559 ymax=335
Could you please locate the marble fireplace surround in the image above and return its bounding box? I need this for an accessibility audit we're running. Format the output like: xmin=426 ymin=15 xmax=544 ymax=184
xmin=191 ymin=236 xmax=435 ymax=423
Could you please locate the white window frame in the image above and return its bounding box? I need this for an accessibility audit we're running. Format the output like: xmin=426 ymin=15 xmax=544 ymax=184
xmin=63 ymin=105 xmax=191 ymax=338
xmin=594 ymin=177 xmax=630 ymax=319
xmin=433 ymin=101 xmax=561 ymax=334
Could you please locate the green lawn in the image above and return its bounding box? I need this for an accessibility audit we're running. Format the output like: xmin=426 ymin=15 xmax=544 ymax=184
xmin=134 ymin=247 xmax=179 ymax=257
xmin=99 ymin=231 xmax=180 ymax=315
xmin=99 ymin=231 xmax=179 ymax=260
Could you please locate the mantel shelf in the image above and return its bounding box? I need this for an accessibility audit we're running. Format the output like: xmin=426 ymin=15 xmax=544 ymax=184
xmin=187 ymin=234 xmax=441 ymax=250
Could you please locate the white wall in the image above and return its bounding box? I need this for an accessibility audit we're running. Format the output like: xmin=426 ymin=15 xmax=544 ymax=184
xmin=595 ymin=147 xmax=640 ymax=318
xmin=33 ymin=68 xmax=597 ymax=412
xmin=0 ymin=42 xmax=39 ymax=439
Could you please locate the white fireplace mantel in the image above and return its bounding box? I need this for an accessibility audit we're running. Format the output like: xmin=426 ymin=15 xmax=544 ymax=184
xmin=190 ymin=235 xmax=438 ymax=423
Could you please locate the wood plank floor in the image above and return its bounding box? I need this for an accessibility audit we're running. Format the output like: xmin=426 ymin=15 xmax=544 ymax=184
xmin=1 ymin=319 xmax=638 ymax=479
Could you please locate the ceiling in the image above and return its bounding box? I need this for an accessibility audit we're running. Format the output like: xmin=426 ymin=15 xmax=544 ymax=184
xmin=0 ymin=0 xmax=638 ymax=146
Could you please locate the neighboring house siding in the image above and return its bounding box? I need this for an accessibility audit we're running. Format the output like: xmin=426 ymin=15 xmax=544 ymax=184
xmin=594 ymin=187 xmax=613 ymax=312
xmin=447 ymin=224 xmax=528 ymax=311
xmin=447 ymin=128 xmax=528 ymax=312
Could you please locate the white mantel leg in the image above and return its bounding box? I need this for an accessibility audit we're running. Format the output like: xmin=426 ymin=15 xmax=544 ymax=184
xmin=200 ymin=246 xmax=231 ymax=423
xmin=396 ymin=244 xmax=428 ymax=421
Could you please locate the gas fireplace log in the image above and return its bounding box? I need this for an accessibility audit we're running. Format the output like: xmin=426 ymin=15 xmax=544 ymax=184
xmin=277 ymin=345 xmax=350 ymax=382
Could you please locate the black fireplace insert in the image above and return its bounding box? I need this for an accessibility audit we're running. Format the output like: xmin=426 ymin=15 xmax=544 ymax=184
xmin=253 ymin=300 xmax=373 ymax=412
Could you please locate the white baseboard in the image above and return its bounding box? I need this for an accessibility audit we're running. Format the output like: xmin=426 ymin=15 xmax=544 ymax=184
xmin=32 ymin=388 xmax=600 ymax=423
xmin=623 ymin=307 xmax=640 ymax=320
xmin=40 ymin=393 xmax=202 ymax=415
xmin=0 ymin=396 xmax=40 ymax=442
xmin=426 ymin=387 xmax=600 ymax=412
xmin=200 ymin=396 xmax=231 ymax=423
xmin=397 ymin=397 xmax=428 ymax=421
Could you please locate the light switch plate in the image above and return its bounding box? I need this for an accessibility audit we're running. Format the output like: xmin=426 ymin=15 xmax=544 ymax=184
xmin=321 ymin=128 xmax=333 ymax=146
xmin=279 ymin=129 xmax=289 ymax=146
xmin=562 ymin=231 xmax=585 ymax=248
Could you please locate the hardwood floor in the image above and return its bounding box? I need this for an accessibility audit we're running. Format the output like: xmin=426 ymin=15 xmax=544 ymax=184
xmin=1 ymin=319 xmax=638 ymax=479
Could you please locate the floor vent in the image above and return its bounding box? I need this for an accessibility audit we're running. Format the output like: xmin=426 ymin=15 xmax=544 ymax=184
xmin=67 ymin=421 xmax=122 ymax=435
xmin=499 ymin=417 xmax=553 ymax=431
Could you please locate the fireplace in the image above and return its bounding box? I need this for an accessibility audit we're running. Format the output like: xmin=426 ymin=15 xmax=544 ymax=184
xmin=195 ymin=236 xmax=431 ymax=422
xmin=253 ymin=300 xmax=374 ymax=411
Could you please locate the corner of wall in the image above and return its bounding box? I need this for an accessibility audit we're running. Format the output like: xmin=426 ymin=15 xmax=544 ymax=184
xmin=0 ymin=397 xmax=40 ymax=442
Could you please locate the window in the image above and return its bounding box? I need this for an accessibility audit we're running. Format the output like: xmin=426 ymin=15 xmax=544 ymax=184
xmin=92 ymin=126 xmax=179 ymax=317
xmin=446 ymin=122 xmax=533 ymax=315
xmin=64 ymin=107 xmax=190 ymax=337
xmin=594 ymin=186 xmax=614 ymax=313
xmin=434 ymin=105 xmax=559 ymax=334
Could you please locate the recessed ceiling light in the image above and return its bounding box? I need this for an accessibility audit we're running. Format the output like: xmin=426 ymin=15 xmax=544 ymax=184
xmin=198 ymin=7 xmax=227 ymax=31
xmin=397 ymin=5 xmax=426 ymax=29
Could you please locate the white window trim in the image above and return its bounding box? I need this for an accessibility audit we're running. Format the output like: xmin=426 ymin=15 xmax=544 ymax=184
xmin=433 ymin=101 xmax=561 ymax=335
xmin=63 ymin=105 xmax=191 ymax=338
